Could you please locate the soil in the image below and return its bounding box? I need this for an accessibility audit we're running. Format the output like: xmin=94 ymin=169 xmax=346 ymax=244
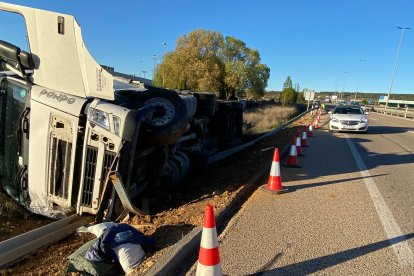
xmin=1 ymin=111 xmax=313 ymax=276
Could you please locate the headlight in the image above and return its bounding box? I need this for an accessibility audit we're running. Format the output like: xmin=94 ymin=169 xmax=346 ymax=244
xmin=360 ymin=117 xmax=368 ymax=123
xmin=113 ymin=115 xmax=121 ymax=136
xmin=331 ymin=118 xmax=339 ymax=123
xmin=88 ymin=107 xmax=110 ymax=130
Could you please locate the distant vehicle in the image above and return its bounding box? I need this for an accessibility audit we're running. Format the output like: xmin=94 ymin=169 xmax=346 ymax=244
xmin=312 ymin=100 xmax=321 ymax=108
xmin=359 ymin=104 xmax=373 ymax=112
xmin=329 ymin=106 xmax=369 ymax=133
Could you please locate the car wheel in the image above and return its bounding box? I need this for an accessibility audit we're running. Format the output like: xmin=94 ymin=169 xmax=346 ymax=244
xmin=137 ymin=88 xmax=188 ymax=145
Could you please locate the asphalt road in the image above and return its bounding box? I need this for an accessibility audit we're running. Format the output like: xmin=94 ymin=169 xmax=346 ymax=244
xmin=211 ymin=111 xmax=414 ymax=275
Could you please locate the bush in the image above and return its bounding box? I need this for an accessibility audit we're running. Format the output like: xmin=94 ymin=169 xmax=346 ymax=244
xmin=280 ymin=87 xmax=297 ymax=106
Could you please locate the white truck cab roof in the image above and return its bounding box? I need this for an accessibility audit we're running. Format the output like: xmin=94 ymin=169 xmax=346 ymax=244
xmin=0 ymin=2 xmax=114 ymax=100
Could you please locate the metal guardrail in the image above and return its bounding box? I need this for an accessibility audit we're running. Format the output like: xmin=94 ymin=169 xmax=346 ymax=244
xmin=0 ymin=214 xmax=86 ymax=268
xmin=208 ymin=107 xmax=316 ymax=164
xmin=372 ymin=106 xmax=414 ymax=119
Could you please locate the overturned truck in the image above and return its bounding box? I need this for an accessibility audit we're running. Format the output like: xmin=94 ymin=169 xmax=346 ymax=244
xmin=0 ymin=2 xmax=243 ymax=220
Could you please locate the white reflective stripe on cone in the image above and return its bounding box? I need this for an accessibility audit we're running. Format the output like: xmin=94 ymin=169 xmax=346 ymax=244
xmin=301 ymin=132 xmax=307 ymax=139
xmin=196 ymin=263 xmax=222 ymax=276
xmin=270 ymin=162 xmax=280 ymax=176
xmin=296 ymin=137 xmax=301 ymax=146
xmin=289 ymin=145 xmax=297 ymax=156
xmin=200 ymin=227 xmax=219 ymax=249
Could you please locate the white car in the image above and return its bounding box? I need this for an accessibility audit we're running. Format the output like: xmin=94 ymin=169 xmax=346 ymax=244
xmin=329 ymin=106 xmax=369 ymax=133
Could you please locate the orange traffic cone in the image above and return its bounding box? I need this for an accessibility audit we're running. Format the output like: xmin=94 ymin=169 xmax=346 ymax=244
xmin=285 ymin=136 xmax=300 ymax=168
xmin=261 ymin=148 xmax=288 ymax=194
xmin=308 ymin=121 xmax=314 ymax=137
xmin=301 ymin=126 xmax=309 ymax=147
xmin=196 ymin=204 xmax=222 ymax=276
xmin=314 ymin=118 xmax=319 ymax=129
xmin=295 ymin=133 xmax=303 ymax=156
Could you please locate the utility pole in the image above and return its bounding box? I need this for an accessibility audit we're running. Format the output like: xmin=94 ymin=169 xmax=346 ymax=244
xmin=142 ymin=70 xmax=147 ymax=78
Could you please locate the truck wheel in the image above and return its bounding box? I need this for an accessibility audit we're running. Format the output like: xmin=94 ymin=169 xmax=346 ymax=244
xmin=137 ymin=89 xmax=188 ymax=145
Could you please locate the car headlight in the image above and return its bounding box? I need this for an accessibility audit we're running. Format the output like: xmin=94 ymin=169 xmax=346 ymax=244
xmin=360 ymin=117 xmax=368 ymax=123
xmin=88 ymin=107 xmax=110 ymax=130
xmin=331 ymin=118 xmax=339 ymax=123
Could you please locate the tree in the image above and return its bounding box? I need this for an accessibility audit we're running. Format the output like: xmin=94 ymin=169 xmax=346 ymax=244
xmin=281 ymin=76 xmax=298 ymax=106
xmin=283 ymin=76 xmax=293 ymax=89
xmin=153 ymin=29 xmax=270 ymax=99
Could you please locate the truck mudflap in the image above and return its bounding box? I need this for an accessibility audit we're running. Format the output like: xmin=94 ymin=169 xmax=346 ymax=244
xmin=111 ymin=172 xmax=147 ymax=215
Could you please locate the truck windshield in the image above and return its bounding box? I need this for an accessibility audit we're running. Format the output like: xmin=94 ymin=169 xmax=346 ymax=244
xmin=0 ymin=78 xmax=29 ymax=202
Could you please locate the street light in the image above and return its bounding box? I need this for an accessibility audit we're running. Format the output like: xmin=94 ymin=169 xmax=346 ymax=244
xmin=139 ymin=60 xmax=143 ymax=77
xmin=341 ymin=72 xmax=349 ymax=99
xmin=386 ymin=27 xmax=410 ymax=108
xmin=354 ymin=59 xmax=367 ymax=101
xmin=152 ymin=54 xmax=158 ymax=80
xmin=162 ymin=42 xmax=167 ymax=87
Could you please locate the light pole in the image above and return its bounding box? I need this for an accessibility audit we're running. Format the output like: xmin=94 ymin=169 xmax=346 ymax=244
xmin=142 ymin=70 xmax=147 ymax=78
xmin=139 ymin=60 xmax=143 ymax=77
xmin=386 ymin=27 xmax=410 ymax=108
xmin=354 ymin=59 xmax=367 ymax=101
xmin=162 ymin=42 xmax=167 ymax=87
xmin=341 ymin=72 xmax=349 ymax=99
xmin=152 ymin=54 xmax=158 ymax=80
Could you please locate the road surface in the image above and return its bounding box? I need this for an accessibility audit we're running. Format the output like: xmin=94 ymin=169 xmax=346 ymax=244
xmin=214 ymin=111 xmax=414 ymax=275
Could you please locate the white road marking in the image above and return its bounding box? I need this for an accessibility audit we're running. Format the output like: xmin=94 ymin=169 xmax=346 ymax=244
xmin=345 ymin=134 xmax=414 ymax=267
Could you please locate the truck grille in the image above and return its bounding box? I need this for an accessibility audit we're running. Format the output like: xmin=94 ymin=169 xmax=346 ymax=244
xmin=81 ymin=147 xmax=116 ymax=207
xmin=49 ymin=137 xmax=72 ymax=200
xmin=101 ymin=152 xmax=115 ymax=192
xmin=81 ymin=146 xmax=98 ymax=207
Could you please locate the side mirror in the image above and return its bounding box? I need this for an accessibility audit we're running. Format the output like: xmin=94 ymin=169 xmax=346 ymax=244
xmin=0 ymin=40 xmax=34 ymax=73
xmin=0 ymin=40 xmax=21 ymax=64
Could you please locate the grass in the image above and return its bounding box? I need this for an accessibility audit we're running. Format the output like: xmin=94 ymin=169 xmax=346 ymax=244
xmin=243 ymin=105 xmax=297 ymax=137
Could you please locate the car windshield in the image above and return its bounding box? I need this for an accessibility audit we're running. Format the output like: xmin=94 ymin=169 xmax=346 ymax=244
xmin=333 ymin=107 xmax=363 ymax=115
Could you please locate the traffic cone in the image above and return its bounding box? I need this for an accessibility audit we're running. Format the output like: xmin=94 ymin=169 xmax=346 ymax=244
xmin=308 ymin=121 xmax=314 ymax=137
xmin=285 ymin=136 xmax=300 ymax=168
xmin=261 ymin=148 xmax=288 ymax=194
xmin=196 ymin=204 xmax=222 ymax=276
xmin=301 ymin=126 xmax=309 ymax=147
xmin=314 ymin=118 xmax=319 ymax=129
xmin=295 ymin=134 xmax=303 ymax=156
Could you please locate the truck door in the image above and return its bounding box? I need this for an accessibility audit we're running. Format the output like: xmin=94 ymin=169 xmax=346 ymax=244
xmin=0 ymin=77 xmax=30 ymax=204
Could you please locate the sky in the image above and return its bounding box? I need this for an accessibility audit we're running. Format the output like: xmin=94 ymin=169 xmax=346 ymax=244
xmin=1 ymin=0 xmax=414 ymax=94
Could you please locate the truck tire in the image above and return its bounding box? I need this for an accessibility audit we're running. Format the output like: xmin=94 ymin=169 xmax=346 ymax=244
xmin=137 ymin=89 xmax=188 ymax=145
